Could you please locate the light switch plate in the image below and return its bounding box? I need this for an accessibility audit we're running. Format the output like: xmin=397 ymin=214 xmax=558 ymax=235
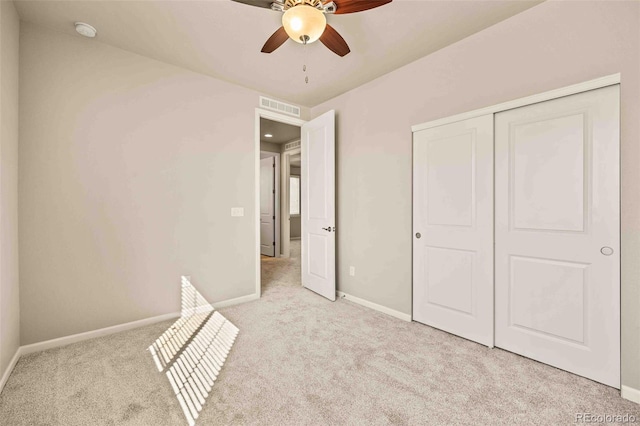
xmin=231 ymin=207 xmax=244 ymax=217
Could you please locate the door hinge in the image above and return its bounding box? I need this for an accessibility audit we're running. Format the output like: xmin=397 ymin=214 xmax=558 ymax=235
xmin=273 ymin=189 xmax=275 ymax=194
xmin=273 ymin=216 xmax=275 ymax=220
xmin=273 ymin=241 xmax=276 ymax=246
xmin=273 ymin=163 xmax=275 ymax=168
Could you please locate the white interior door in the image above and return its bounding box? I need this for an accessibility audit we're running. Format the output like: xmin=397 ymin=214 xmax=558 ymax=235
xmin=301 ymin=110 xmax=335 ymax=301
xmin=260 ymin=156 xmax=275 ymax=257
xmin=495 ymin=85 xmax=620 ymax=388
xmin=413 ymin=115 xmax=494 ymax=346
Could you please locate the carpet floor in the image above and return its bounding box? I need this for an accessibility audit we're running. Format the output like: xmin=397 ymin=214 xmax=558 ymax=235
xmin=1 ymin=240 xmax=638 ymax=425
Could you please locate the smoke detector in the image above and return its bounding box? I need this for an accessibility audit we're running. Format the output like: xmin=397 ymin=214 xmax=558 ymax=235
xmin=74 ymin=22 xmax=97 ymax=38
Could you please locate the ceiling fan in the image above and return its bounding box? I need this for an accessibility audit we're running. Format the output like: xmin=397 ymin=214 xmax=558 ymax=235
xmin=231 ymin=0 xmax=393 ymax=57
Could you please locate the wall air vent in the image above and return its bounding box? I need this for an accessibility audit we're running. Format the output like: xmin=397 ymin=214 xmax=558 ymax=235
xmin=284 ymin=140 xmax=301 ymax=151
xmin=260 ymin=96 xmax=301 ymax=118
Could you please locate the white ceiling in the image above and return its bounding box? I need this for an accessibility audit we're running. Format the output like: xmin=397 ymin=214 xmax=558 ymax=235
xmin=260 ymin=118 xmax=300 ymax=144
xmin=14 ymin=0 xmax=542 ymax=107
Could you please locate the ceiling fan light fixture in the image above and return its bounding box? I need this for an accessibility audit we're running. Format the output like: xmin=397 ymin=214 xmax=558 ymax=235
xmin=282 ymin=5 xmax=326 ymax=44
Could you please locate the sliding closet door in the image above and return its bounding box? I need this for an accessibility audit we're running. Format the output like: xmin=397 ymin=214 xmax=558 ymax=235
xmin=413 ymin=115 xmax=494 ymax=347
xmin=494 ymin=85 xmax=620 ymax=388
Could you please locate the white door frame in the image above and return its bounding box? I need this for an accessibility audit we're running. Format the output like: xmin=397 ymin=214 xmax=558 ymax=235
xmin=255 ymin=109 xmax=306 ymax=297
xmin=260 ymin=151 xmax=281 ymax=258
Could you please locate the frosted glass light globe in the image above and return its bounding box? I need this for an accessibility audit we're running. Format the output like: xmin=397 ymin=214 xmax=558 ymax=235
xmin=282 ymin=5 xmax=327 ymax=44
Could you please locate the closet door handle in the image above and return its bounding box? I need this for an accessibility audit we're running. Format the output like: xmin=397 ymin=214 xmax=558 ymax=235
xmin=601 ymin=246 xmax=614 ymax=256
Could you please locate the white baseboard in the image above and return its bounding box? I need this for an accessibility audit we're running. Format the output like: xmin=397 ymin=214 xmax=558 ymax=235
xmin=336 ymin=291 xmax=411 ymax=322
xmin=213 ymin=292 xmax=259 ymax=309
xmin=20 ymin=312 xmax=181 ymax=355
xmin=622 ymin=385 xmax=640 ymax=404
xmin=19 ymin=292 xmax=259 ymax=356
xmin=0 ymin=347 xmax=21 ymax=395
xmin=0 ymin=292 xmax=257 ymax=394
xmin=20 ymin=294 xmax=260 ymax=355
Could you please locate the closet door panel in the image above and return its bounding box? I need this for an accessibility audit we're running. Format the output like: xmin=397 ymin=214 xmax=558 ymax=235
xmin=495 ymin=85 xmax=620 ymax=388
xmin=413 ymin=114 xmax=494 ymax=347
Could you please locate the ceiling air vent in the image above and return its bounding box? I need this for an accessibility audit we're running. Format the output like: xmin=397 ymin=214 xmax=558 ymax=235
xmin=284 ymin=140 xmax=301 ymax=151
xmin=260 ymin=96 xmax=301 ymax=118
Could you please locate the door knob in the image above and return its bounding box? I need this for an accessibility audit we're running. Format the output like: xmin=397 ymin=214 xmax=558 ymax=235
xmin=415 ymin=232 xmax=421 ymax=239
xmin=322 ymin=227 xmax=333 ymax=232
xmin=601 ymin=246 xmax=614 ymax=256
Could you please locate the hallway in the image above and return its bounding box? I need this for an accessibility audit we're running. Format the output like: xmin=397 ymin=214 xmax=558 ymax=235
xmin=261 ymin=240 xmax=301 ymax=290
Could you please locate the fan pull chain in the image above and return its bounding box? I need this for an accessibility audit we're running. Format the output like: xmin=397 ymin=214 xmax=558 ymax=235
xmin=302 ymin=42 xmax=309 ymax=84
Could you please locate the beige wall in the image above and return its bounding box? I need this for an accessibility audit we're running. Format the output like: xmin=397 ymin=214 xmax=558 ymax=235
xmin=311 ymin=1 xmax=640 ymax=390
xmin=0 ymin=1 xmax=20 ymax=378
xmin=18 ymin=23 xmax=270 ymax=345
xmin=260 ymin=141 xmax=281 ymax=154
xmin=290 ymin=217 xmax=301 ymax=239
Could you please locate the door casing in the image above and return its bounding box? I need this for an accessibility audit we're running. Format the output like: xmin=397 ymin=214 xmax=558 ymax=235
xmin=254 ymin=109 xmax=306 ymax=298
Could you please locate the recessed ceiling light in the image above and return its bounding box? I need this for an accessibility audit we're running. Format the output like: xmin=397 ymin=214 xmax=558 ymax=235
xmin=264 ymin=134 xmax=273 ymax=138
xmin=75 ymin=22 xmax=97 ymax=38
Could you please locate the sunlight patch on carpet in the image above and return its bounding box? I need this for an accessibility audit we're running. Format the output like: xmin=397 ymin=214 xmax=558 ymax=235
xmin=148 ymin=276 xmax=239 ymax=426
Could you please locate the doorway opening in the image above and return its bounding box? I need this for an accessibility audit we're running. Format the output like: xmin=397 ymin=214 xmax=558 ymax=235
xmin=255 ymin=111 xmax=305 ymax=297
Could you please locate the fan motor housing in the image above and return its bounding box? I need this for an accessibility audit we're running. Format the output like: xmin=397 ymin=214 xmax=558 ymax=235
xmin=272 ymin=0 xmax=337 ymax=13
xmin=285 ymin=0 xmax=322 ymax=9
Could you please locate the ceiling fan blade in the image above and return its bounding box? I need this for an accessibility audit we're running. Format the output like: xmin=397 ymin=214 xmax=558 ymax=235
xmin=332 ymin=0 xmax=392 ymax=14
xmin=230 ymin=0 xmax=273 ymax=9
xmin=320 ymin=24 xmax=350 ymax=57
xmin=261 ymin=27 xmax=289 ymax=53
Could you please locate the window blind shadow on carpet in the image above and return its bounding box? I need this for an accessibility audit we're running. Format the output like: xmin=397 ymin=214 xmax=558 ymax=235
xmin=148 ymin=276 xmax=239 ymax=426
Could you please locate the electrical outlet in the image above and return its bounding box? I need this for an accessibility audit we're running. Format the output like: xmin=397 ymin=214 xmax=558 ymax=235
xmin=349 ymin=266 xmax=355 ymax=276
xmin=231 ymin=207 xmax=244 ymax=217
